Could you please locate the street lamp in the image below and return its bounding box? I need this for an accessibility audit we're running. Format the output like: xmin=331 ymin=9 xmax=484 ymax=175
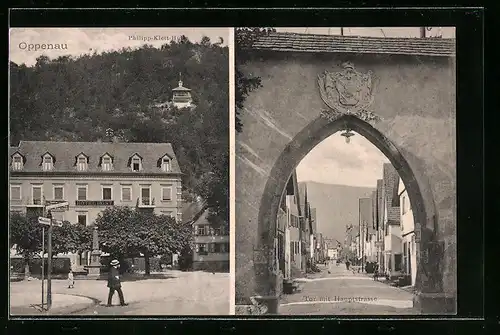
xmin=341 ymin=128 xmax=354 ymax=144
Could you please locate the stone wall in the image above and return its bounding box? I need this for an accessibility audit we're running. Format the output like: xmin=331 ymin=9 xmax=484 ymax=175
xmin=235 ymin=51 xmax=456 ymax=313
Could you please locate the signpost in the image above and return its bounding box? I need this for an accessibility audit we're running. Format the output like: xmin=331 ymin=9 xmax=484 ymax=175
xmin=37 ymin=201 xmax=68 ymax=311
xmin=47 ymin=210 xmax=53 ymax=309
xmin=41 ymin=226 xmax=45 ymax=310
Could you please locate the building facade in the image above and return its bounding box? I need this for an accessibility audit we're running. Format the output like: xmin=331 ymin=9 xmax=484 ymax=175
xmin=190 ymin=202 xmax=229 ymax=272
xmin=9 ymin=140 xmax=183 ymax=267
xmin=398 ymin=178 xmax=417 ymax=286
xmin=381 ymin=163 xmax=403 ymax=279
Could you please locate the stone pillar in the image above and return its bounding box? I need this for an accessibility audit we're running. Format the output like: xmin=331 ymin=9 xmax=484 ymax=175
xmin=86 ymin=226 xmax=102 ymax=279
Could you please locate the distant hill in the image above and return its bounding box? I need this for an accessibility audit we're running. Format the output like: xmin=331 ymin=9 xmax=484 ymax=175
xmin=299 ymin=181 xmax=374 ymax=243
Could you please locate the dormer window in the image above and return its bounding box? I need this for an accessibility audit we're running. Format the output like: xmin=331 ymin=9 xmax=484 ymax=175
xmin=42 ymin=153 xmax=54 ymax=171
xmin=100 ymin=154 xmax=113 ymax=171
xmin=130 ymin=154 xmax=142 ymax=172
xmin=76 ymin=154 xmax=88 ymax=171
xmin=162 ymin=157 xmax=171 ymax=172
xmin=11 ymin=153 xmax=24 ymax=170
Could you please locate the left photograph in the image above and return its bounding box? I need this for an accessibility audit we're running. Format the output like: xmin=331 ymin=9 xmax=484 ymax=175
xmin=9 ymin=27 xmax=230 ymax=316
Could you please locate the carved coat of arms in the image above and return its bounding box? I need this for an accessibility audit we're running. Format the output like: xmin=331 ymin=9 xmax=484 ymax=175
xmin=318 ymin=62 xmax=380 ymax=122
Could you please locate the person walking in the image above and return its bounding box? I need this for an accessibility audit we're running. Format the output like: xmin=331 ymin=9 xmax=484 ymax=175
xmin=67 ymin=269 xmax=74 ymax=289
xmin=107 ymin=259 xmax=128 ymax=307
xmin=345 ymin=259 xmax=350 ymax=270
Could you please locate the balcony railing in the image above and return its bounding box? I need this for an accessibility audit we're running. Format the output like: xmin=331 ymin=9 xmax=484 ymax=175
xmin=25 ymin=196 xmax=46 ymax=207
xmin=136 ymin=197 xmax=155 ymax=208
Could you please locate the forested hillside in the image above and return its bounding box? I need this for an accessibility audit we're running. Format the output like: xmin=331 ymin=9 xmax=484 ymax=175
xmin=10 ymin=36 xmax=228 ymax=226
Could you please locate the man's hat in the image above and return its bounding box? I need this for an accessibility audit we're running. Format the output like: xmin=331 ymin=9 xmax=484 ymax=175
xmin=110 ymin=260 xmax=120 ymax=266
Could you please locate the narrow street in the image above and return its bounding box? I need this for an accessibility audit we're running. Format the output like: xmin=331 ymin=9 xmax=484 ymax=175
xmin=279 ymin=262 xmax=418 ymax=315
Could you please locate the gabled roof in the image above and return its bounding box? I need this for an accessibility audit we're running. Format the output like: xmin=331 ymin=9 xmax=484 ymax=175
xmin=40 ymin=151 xmax=56 ymax=164
xmin=10 ymin=149 xmax=26 ymax=163
xmin=249 ymin=32 xmax=456 ymax=57
xmin=382 ymin=163 xmax=400 ymax=223
xmin=182 ymin=198 xmax=207 ymax=224
xmin=157 ymin=153 xmax=173 ymax=168
xmin=11 ymin=141 xmax=181 ymax=174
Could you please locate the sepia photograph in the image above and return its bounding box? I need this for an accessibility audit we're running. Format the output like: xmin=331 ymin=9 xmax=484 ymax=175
xmin=234 ymin=27 xmax=456 ymax=315
xmin=9 ymin=27 xmax=230 ymax=316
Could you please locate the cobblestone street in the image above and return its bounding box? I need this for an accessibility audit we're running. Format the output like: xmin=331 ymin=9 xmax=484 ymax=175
xmin=10 ymin=271 xmax=229 ymax=316
xmin=279 ymin=262 xmax=418 ymax=315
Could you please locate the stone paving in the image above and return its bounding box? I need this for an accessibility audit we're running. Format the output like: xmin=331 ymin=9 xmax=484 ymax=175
xmin=10 ymin=270 xmax=230 ymax=316
xmin=279 ymin=262 xmax=418 ymax=315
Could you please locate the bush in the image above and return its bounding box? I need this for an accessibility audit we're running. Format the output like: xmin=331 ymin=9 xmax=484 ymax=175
xmin=10 ymin=257 xmax=72 ymax=276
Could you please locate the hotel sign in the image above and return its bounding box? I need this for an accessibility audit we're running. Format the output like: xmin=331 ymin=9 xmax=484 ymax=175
xmin=75 ymin=200 xmax=114 ymax=206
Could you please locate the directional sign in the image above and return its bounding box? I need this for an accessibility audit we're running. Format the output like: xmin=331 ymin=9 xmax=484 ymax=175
xmin=38 ymin=217 xmax=63 ymax=227
xmin=45 ymin=201 xmax=69 ymax=210
xmin=38 ymin=217 xmax=51 ymax=225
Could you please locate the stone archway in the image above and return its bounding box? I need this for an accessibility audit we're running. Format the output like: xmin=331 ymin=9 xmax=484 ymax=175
xmin=235 ymin=44 xmax=456 ymax=315
xmin=254 ymin=113 xmax=446 ymax=313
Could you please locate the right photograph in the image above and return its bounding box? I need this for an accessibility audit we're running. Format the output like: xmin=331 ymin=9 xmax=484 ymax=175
xmin=234 ymin=27 xmax=456 ymax=316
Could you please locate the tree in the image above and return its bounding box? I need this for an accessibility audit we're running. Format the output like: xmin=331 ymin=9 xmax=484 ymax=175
xmin=235 ymin=27 xmax=276 ymax=132
xmin=9 ymin=212 xmax=42 ymax=278
xmin=95 ymin=207 xmax=193 ymax=275
xmin=51 ymin=221 xmax=93 ymax=256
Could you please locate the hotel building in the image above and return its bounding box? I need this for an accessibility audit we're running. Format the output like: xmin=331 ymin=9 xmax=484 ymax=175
xmin=9 ymin=140 xmax=183 ymax=266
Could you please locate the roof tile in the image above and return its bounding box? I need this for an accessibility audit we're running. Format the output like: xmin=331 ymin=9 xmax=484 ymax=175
xmin=10 ymin=141 xmax=181 ymax=174
xmin=250 ymin=32 xmax=455 ymax=57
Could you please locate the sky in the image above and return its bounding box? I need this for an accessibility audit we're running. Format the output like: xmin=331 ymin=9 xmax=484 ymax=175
xmin=296 ymin=131 xmax=390 ymax=187
xmin=9 ymin=28 xmax=230 ymax=66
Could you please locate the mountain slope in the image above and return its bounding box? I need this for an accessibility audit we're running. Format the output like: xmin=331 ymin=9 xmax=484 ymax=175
xmin=299 ymin=181 xmax=374 ymax=243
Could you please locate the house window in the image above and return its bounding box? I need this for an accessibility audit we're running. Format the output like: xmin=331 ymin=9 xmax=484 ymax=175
xmin=196 ymin=225 xmax=207 ymax=236
xmin=77 ymin=212 xmax=87 ymax=226
xmin=131 ymin=157 xmax=141 ymax=172
xmin=121 ymin=186 xmax=132 ymax=202
xmin=141 ymin=187 xmax=151 ymax=205
xmin=42 ymin=155 xmax=53 ymax=171
xmin=32 ymin=185 xmax=43 ymax=205
xmin=196 ymin=243 xmax=207 ymax=254
xmin=53 ymin=185 xmax=64 ymax=200
xmin=161 ymin=186 xmax=172 ymax=201
xmin=162 ymin=158 xmax=171 ymax=172
xmin=12 ymin=155 xmax=23 ymax=170
xmin=77 ymin=156 xmax=87 ymax=171
xmin=213 ymin=227 xmax=222 ymax=236
xmin=10 ymin=185 xmax=21 ymax=200
xmin=102 ymin=186 xmax=112 ymax=200
xmin=208 ymin=243 xmax=216 ymax=253
xmin=77 ymin=186 xmax=87 ymax=201
xmin=102 ymin=156 xmax=113 ymax=171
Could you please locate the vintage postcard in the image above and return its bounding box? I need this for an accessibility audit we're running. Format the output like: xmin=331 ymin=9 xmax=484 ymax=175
xmin=9 ymin=27 xmax=230 ymax=316
xmin=234 ymin=27 xmax=457 ymax=315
